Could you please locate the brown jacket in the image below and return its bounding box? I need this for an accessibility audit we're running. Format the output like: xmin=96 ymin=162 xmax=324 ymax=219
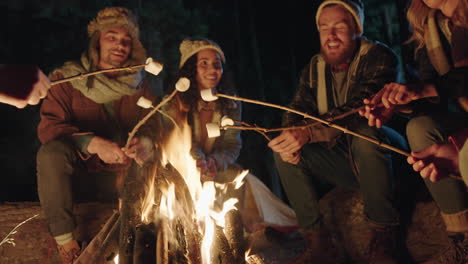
xmin=38 ymin=72 xmax=160 ymax=155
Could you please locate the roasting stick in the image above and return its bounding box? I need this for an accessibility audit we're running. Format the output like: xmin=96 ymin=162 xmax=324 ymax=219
xmin=50 ymin=57 xmax=163 ymax=86
xmin=222 ymin=104 xmax=369 ymax=141
xmin=125 ymin=77 xmax=190 ymax=149
xmin=201 ymin=90 xmax=410 ymax=157
xmin=203 ymin=90 xmax=464 ymax=181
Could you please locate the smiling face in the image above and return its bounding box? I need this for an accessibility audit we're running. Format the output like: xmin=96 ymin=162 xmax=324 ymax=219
xmin=196 ymin=49 xmax=224 ymax=91
xmin=318 ymin=5 xmax=358 ymax=65
xmin=98 ymin=27 xmax=132 ymax=69
xmin=422 ymin=0 xmax=459 ymax=17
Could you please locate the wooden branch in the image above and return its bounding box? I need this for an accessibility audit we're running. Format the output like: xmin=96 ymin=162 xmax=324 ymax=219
xmin=219 ymin=94 xmax=464 ymax=181
xmin=51 ymin=64 xmax=146 ymax=86
xmin=125 ymin=89 xmax=178 ymax=149
xmin=217 ymin=94 xmax=410 ymax=156
xmin=0 ymin=214 xmax=38 ymax=247
xmin=74 ymin=211 xmax=120 ymax=264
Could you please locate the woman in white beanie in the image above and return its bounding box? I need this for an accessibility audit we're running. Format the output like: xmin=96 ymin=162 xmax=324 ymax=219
xmin=162 ymin=37 xmax=298 ymax=238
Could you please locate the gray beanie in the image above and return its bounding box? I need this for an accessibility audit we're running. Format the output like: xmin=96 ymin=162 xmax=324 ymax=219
xmin=316 ymin=0 xmax=364 ymax=36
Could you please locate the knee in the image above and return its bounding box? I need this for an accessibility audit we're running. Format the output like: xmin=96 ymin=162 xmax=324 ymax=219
xmin=351 ymin=126 xmax=388 ymax=155
xmin=37 ymin=139 xmax=76 ymax=165
xmin=459 ymin=141 xmax=468 ymax=186
xmin=406 ymin=116 xmax=443 ymax=151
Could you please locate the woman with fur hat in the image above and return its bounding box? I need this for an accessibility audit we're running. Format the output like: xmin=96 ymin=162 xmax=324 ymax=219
xmin=360 ymin=0 xmax=468 ymax=262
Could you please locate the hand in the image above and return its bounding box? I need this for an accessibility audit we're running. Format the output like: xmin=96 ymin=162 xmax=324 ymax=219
xmin=407 ymin=142 xmax=459 ymax=182
xmin=197 ymin=157 xmax=217 ymax=182
xmin=370 ymin=82 xmax=422 ymax=109
xmin=87 ymin=136 xmax=129 ymax=164
xmin=279 ymin=151 xmax=301 ymax=165
xmin=26 ymin=68 xmax=51 ymax=106
xmin=123 ymin=137 xmax=154 ymax=166
xmin=0 ymin=66 xmax=51 ymax=108
xmin=268 ymin=129 xmax=308 ymax=165
xmin=359 ymin=98 xmax=395 ymax=128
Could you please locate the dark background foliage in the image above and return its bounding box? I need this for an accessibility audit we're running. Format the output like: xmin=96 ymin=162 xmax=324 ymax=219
xmin=0 ymin=0 xmax=413 ymax=202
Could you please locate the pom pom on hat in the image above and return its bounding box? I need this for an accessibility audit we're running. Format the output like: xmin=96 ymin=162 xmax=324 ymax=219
xmin=316 ymin=0 xmax=364 ymax=36
xmin=179 ymin=38 xmax=226 ymax=69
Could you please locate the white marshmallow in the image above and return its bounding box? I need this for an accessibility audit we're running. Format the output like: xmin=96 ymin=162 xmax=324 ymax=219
xmin=175 ymin=77 xmax=190 ymax=92
xmin=206 ymin=123 xmax=221 ymax=138
xmin=200 ymin=88 xmax=219 ymax=101
xmin=221 ymin=116 xmax=234 ymax=127
xmin=136 ymin=96 xmax=153 ymax=109
xmin=144 ymin=57 xmax=163 ymax=76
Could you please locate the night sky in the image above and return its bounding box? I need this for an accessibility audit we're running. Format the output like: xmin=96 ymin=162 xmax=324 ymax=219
xmin=0 ymin=0 xmax=410 ymax=202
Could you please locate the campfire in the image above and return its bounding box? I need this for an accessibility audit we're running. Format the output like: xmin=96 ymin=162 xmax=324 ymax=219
xmin=76 ymin=114 xmax=251 ymax=264
xmin=134 ymin=118 xmax=249 ymax=264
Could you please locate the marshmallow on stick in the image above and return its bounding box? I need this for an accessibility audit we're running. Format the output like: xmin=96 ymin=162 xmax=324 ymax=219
xmin=144 ymin=57 xmax=164 ymax=76
xmin=126 ymin=77 xmax=190 ymax=148
xmin=221 ymin=116 xmax=235 ymax=127
xmin=51 ymin=57 xmax=164 ymax=86
xmin=199 ymin=87 xmax=411 ymax=158
xmin=206 ymin=123 xmax=221 ymax=138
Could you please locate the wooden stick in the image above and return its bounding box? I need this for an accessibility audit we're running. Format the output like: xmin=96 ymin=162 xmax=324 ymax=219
xmin=217 ymin=93 xmax=410 ymax=157
xmin=125 ymin=89 xmax=178 ymax=149
xmin=219 ymin=94 xmax=465 ymax=181
xmin=51 ymin=64 xmax=146 ymax=86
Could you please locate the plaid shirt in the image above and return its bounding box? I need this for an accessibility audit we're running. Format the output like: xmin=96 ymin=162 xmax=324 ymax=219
xmin=283 ymin=38 xmax=400 ymax=142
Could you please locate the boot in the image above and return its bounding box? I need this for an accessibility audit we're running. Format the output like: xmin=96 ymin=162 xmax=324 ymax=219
xmin=437 ymin=210 xmax=468 ymax=263
xmin=434 ymin=231 xmax=468 ymax=264
xmin=366 ymin=223 xmax=400 ymax=264
xmin=286 ymin=228 xmax=335 ymax=264
xmin=57 ymin=239 xmax=82 ymax=264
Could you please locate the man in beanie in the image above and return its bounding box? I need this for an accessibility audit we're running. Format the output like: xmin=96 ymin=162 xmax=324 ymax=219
xmin=36 ymin=7 xmax=161 ymax=263
xmin=268 ymin=0 xmax=407 ymax=263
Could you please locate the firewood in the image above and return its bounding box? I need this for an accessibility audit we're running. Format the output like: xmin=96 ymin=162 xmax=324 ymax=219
xmin=224 ymin=209 xmax=246 ymax=263
xmin=133 ymin=223 xmax=156 ymax=264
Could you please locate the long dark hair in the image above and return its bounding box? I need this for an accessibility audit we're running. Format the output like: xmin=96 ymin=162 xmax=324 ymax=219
xmin=167 ymin=53 xmax=237 ymax=111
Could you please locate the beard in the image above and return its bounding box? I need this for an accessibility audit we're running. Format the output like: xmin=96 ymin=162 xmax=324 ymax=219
xmin=320 ymin=41 xmax=357 ymax=66
xmin=103 ymin=49 xmax=130 ymax=68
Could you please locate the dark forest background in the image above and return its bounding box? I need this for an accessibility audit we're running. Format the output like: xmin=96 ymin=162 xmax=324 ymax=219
xmin=0 ymin=0 xmax=414 ymax=202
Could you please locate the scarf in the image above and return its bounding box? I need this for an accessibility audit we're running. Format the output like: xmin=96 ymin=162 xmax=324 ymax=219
xmin=52 ymin=52 xmax=144 ymax=103
xmin=424 ymin=9 xmax=452 ymax=75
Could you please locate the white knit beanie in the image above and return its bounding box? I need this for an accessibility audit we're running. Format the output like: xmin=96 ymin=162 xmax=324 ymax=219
xmin=316 ymin=0 xmax=364 ymax=36
xmin=179 ymin=38 xmax=226 ymax=69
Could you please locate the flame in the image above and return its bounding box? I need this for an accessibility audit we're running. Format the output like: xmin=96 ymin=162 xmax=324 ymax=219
xmin=139 ymin=117 xmax=247 ymax=263
xmin=113 ymin=254 xmax=119 ymax=264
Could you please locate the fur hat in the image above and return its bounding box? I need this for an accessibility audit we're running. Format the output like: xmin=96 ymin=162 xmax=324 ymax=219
xmin=316 ymin=0 xmax=364 ymax=36
xmin=86 ymin=7 xmax=146 ymax=68
xmin=179 ymin=38 xmax=225 ymax=69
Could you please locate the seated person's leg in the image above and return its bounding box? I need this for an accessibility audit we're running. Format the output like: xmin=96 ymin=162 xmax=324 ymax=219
xmin=37 ymin=139 xmax=78 ymax=240
xmin=351 ymin=124 xmax=399 ymax=226
xmin=406 ymin=115 xmax=468 ymax=231
xmin=273 ymin=142 xmax=357 ymax=231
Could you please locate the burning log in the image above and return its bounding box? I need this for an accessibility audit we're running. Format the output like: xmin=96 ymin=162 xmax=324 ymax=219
xmin=74 ymin=211 xmax=120 ymax=264
xmin=211 ymin=225 xmax=235 ymax=264
xmin=224 ymin=209 xmax=246 ymax=264
xmin=156 ymin=219 xmax=169 ymax=264
xmin=133 ymin=223 xmax=157 ymax=264
xmin=119 ymin=164 xmax=154 ymax=264
xmin=245 ymin=254 xmax=265 ymax=264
